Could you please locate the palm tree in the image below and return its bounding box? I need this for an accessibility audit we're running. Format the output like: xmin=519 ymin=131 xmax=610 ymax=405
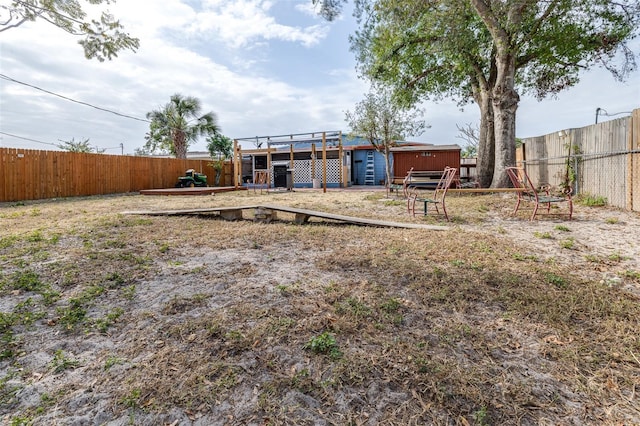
xmin=145 ymin=94 xmax=219 ymax=159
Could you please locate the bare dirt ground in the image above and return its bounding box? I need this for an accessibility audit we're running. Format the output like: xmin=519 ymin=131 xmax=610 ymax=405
xmin=1 ymin=188 xmax=639 ymax=425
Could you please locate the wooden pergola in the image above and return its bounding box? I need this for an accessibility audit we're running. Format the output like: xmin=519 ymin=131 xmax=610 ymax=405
xmin=233 ymin=131 xmax=345 ymax=193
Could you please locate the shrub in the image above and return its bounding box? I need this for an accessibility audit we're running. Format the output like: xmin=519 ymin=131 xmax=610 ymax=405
xmin=576 ymin=193 xmax=607 ymax=207
xmin=304 ymin=332 xmax=342 ymax=359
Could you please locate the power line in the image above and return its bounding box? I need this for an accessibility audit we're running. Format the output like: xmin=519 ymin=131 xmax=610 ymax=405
xmin=0 ymin=131 xmax=121 ymax=153
xmin=0 ymin=73 xmax=150 ymax=123
xmin=595 ymin=107 xmax=632 ymax=123
xmin=0 ymin=74 xmax=218 ymax=149
xmin=0 ymin=73 xmax=210 ymax=133
xmin=0 ymin=131 xmax=58 ymax=147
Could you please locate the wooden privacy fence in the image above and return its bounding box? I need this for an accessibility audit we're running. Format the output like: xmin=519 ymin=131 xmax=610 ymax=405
xmin=0 ymin=148 xmax=234 ymax=203
xmin=520 ymin=108 xmax=639 ymax=212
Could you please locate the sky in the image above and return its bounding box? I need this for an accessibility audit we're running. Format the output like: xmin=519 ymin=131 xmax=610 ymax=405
xmin=0 ymin=0 xmax=638 ymax=155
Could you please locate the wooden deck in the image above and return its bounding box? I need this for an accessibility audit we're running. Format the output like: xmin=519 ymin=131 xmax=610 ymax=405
xmin=139 ymin=186 xmax=244 ymax=196
xmin=122 ymin=204 xmax=449 ymax=230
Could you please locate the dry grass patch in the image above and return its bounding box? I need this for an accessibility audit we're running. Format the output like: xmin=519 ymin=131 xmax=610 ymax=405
xmin=1 ymin=191 xmax=639 ymax=425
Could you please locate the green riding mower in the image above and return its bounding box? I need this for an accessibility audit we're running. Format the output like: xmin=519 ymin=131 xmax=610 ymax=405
xmin=175 ymin=169 xmax=208 ymax=187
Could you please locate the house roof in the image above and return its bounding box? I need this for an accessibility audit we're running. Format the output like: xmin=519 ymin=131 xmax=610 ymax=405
xmin=390 ymin=144 xmax=461 ymax=152
xmin=145 ymin=151 xmax=213 ymax=160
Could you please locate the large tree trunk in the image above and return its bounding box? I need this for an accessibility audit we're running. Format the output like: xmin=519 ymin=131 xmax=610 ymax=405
xmin=490 ymin=54 xmax=518 ymax=188
xmin=469 ymin=49 xmax=497 ymax=188
xmin=469 ymin=0 xmax=520 ymax=188
xmin=474 ymin=88 xmax=495 ymax=188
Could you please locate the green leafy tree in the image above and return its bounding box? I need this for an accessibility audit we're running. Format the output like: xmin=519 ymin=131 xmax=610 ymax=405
xmin=133 ymin=146 xmax=158 ymax=156
xmin=207 ymin=133 xmax=233 ymax=185
xmin=206 ymin=133 xmax=233 ymax=160
xmin=321 ymin=0 xmax=639 ymax=187
xmin=145 ymin=94 xmax=220 ymax=159
xmin=350 ymin=0 xmax=497 ymax=187
xmin=57 ymin=137 xmax=102 ymax=153
xmin=345 ymin=86 xmax=427 ymax=187
xmin=468 ymin=0 xmax=637 ymax=186
xmin=312 ymin=0 xmax=345 ymax=21
xmin=0 ymin=0 xmax=140 ymax=61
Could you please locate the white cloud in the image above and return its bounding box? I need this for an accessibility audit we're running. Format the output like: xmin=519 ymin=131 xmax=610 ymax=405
xmin=186 ymin=0 xmax=330 ymax=48
xmin=0 ymin=1 xmax=362 ymax=153
xmin=110 ymin=0 xmax=197 ymax=38
xmin=0 ymin=1 xmax=637 ymax=156
xmin=295 ymin=2 xmax=318 ymax=16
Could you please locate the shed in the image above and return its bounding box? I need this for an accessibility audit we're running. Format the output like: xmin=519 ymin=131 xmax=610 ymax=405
xmin=390 ymin=144 xmax=461 ymax=177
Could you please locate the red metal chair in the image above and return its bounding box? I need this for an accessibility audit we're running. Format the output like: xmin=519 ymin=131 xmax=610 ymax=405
xmin=407 ymin=167 xmax=457 ymax=221
xmin=505 ymin=167 xmax=573 ymax=220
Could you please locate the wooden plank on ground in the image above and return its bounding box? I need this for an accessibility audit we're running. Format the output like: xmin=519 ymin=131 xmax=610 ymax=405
xmin=258 ymin=204 xmax=448 ymax=230
xmin=121 ymin=206 xmax=258 ymax=216
xmin=122 ymin=204 xmax=449 ymax=230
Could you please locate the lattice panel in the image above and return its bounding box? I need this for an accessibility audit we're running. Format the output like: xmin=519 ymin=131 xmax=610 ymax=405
xmin=267 ymin=159 xmax=340 ymax=185
xmin=313 ymin=159 xmax=341 ymax=183
xmin=282 ymin=159 xmax=341 ymax=183
xmin=293 ymin=160 xmax=312 ymax=183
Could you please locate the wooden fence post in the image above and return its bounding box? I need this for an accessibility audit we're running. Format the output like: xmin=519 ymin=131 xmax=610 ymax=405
xmin=322 ymin=132 xmax=327 ymax=193
xmin=629 ymin=109 xmax=640 ymax=212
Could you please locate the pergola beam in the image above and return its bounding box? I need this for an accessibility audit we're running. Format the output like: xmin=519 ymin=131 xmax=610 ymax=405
xmin=233 ymin=130 xmax=343 ymax=192
xmin=235 ymin=131 xmax=342 ymax=148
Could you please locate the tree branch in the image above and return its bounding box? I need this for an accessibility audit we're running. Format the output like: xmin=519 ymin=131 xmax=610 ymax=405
xmin=526 ymin=0 xmax=559 ymax=39
xmin=0 ymin=6 xmax=44 ymax=32
xmin=469 ymin=0 xmax=510 ymax=53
